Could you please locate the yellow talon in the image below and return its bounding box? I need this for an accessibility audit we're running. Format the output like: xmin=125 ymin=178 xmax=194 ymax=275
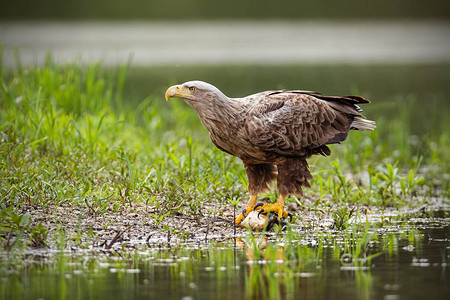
xmin=235 ymin=213 xmax=244 ymax=225
xmin=235 ymin=195 xmax=258 ymax=225
xmin=235 ymin=205 xmax=256 ymax=225
xmin=254 ymin=199 xmax=288 ymax=219
xmin=258 ymin=204 xmax=288 ymax=219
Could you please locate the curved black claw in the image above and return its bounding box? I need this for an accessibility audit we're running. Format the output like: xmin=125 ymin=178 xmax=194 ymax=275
xmin=253 ymin=202 xmax=265 ymax=210
xmin=236 ymin=209 xmax=248 ymax=222
xmin=287 ymin=211 xmax=294 ymax=223
xmin=267 ymin=214 xmax=292 ymax=231
xmin=266 ymin=214 xmax=280 ymax=231
xmin=235 ymin=209 xmax=248 ymax=225
xmin=264 ymin=211 xmax=294 ymax=231
xmin=254 ymin=203 xmax=266 ymax=219
xmin=257 ymin=209 xmax=267 ymax=219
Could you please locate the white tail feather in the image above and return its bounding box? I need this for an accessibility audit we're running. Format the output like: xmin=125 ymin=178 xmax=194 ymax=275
xmin=351 ymin=118 xmax=376 ymax=131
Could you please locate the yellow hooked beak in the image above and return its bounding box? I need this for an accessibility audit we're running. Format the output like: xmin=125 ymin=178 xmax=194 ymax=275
xmin=165 ymin=85 xmax=193 ymax=101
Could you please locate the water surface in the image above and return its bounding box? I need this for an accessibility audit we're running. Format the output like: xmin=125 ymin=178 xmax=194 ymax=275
xmin=2 ymin=219 xmax=448 ymax=300
xmin=1 ymin=21 xmax=449 ymax=66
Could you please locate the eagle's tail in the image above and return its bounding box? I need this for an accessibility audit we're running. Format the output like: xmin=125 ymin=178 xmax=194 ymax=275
xmin=351 ymin=118 xmax=376 ymax=131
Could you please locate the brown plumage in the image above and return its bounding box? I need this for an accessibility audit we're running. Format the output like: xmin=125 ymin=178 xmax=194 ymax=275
xmin=165 ymin=81 xmax=375 ymax=226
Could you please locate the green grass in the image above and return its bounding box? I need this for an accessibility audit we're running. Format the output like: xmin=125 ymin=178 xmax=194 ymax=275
xmin=0 ymin=59 xmax=449 ymax=251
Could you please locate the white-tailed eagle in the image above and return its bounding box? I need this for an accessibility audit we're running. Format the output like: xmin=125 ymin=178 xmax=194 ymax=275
xmin=165 ymin=81 xmax=375 ymax=226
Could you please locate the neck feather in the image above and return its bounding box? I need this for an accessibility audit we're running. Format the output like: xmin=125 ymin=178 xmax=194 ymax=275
xmin=186 ymin=92 xmax=242 ymax=132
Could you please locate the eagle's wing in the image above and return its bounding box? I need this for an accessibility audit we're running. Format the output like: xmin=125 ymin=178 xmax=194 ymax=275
xmin=244 ymin=91 xmax=364 ymax=156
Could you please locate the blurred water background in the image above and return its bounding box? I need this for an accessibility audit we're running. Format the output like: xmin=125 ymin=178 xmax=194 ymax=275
xmin=1 ymin=0 xmax=449 ymax=67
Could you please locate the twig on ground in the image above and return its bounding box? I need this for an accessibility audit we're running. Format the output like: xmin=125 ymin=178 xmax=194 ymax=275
xmin=105 ymin=224 xmax=133 ymax=250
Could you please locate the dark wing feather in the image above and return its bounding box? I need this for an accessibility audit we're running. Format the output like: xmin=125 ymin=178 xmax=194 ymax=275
xmin=244 ymin=91 xmax=358 ymax=156
xmin=314 ymin=94 xmax=370 ymax=104
xmin=313 ymin=94 xmax=369 ymax=114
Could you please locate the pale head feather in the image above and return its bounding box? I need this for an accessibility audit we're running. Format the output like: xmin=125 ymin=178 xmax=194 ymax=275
xmin=181 ymin=81 xmax=228 ymax=102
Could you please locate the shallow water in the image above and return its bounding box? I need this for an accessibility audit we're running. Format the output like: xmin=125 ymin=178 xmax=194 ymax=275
xmin=2 ymin=219 xmax=448 ymax=300
xmin=2 ymin=21 xmax=449 ymax=66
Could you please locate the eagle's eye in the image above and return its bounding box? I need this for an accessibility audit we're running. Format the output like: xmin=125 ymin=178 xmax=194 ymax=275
xmin=189 ymin=86 xmax=196 ymax=92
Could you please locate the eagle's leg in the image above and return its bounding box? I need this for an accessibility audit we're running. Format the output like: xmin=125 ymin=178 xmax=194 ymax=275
xmin=254 ymin=158 xmax=311 ymax=221
xmin=235 ymin=195 xmax=257 ymax=225
xmin=235 ymin=164 xmax=277 ymax=225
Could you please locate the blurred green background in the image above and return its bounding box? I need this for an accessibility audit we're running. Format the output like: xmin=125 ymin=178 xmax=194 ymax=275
xmin=1 ymin=0 xmax=449 ymax=160
xmin=1 ymin=0 xmax=449 ymax=20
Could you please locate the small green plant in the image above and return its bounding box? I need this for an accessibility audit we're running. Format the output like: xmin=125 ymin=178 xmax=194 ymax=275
xmin=0 ymin=204 xmax=31 ymax=251
xmin=378 ymin=163 xmax=400 ymax=202
xmin=29 ymin=223 xmax=49 ymax=247
xmin=333 ymin=206 xmax=356 ymax=230
xmin=54 ymin=224 xmax=68 ymax=250
xmin=340 ymin=224 xmax=383 ymax=267
xmin=328 ymin=159 xmax=353 ymax=201
xmin=400 ymin=169 xmax=425 ymax=197
xmin=151 ymin=212 xmax=167 ymax=226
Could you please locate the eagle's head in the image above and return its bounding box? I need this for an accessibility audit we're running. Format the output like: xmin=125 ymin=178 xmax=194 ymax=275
xmin=165 ymin=81 xmax=225 ymax=103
